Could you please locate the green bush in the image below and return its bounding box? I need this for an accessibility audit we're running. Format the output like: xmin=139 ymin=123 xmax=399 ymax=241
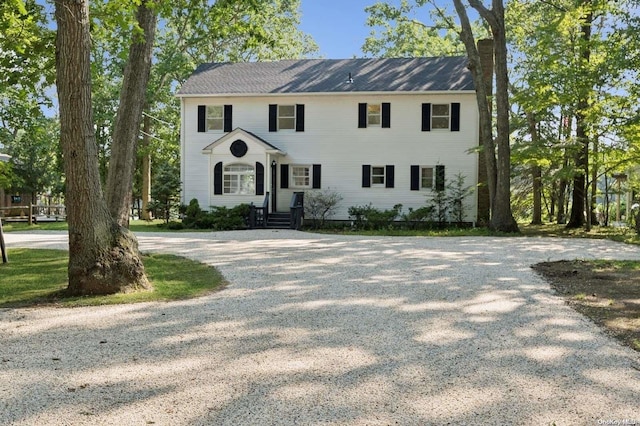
xmin=348 ymin=203 xmax=402 ymax=230
xmin=180 ymin=199 xmax=250 ymax=230
xmin=401 ymin=206 xmax=435 ymax=229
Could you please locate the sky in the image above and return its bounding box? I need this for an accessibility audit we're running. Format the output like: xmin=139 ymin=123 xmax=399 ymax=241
xmin=298 ymin=0 xmax=450 ymax=59
xmin=298 ymin=0 xmax=377 ymax=58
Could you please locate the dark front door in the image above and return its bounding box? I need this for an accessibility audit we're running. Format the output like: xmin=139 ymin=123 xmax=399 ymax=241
xmin=271 ymin=161 xmax=277 ymax=212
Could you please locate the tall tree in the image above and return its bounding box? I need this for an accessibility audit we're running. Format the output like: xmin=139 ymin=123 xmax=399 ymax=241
xmin=507 ymin=0 xmax=640 ymax=227
xmin=453 ymin=0 xmax=519 ymax=232
xmin=362 ymin=0 xmax=467 ymax=57
xmin=565 ymin=1 xmax=593 ymax=229
xmin=105 ymin=0 xmax=157 ymax=226
xmin=55 ymin=0 xmax=150 ymax=295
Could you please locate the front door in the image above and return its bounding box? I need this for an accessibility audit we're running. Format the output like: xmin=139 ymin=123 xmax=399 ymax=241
xmin=271 ymin=160 xmax=277 ymax=212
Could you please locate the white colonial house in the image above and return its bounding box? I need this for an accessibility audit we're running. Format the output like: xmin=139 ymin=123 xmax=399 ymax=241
xmin=177 ymin=57 xmax=482 ymax=226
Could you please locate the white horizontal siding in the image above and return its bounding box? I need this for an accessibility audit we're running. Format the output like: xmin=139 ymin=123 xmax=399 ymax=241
xmin=181 ymin=93 xmax=479 ymax=222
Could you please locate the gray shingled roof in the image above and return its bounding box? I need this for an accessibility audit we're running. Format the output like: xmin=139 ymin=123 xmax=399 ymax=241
xmin=177 ymin=57 xmax=474 ymax=96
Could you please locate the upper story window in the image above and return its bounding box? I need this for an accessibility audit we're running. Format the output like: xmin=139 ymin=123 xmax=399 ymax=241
xmin=198 ymin=105 xmax=232 ymax=133
xmin=278 ymin=105 xmax=296 ymax=130
xmin=269 ymin=104 xmax=305 ymax=132
xmin=223 ymin=163 xmax=255 ymax=195
xmin=367 ymin=104 xmax=381 ymax=126
xmin=431 ymin=104 xmax=450 ymax=129
xmin=207 ymin=106 xmax=224 ymax=131
xmin=358 ymin=103 xmax=390 ymax=128
xmin=422 ymin=103 xmax=460 ymax=132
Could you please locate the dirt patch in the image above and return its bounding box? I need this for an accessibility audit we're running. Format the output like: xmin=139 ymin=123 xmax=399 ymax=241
xmin=532 ymin=260 xmax=640 ymax=352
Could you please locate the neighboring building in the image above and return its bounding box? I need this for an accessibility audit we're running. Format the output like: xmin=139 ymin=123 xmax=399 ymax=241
xmin=177 ymin=56 xmax=481 ymax=223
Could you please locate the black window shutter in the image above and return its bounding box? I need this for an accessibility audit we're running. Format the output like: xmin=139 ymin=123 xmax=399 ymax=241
xmin=223 ymin=105 xmax=233 ymax=132
xmin=385 ymin=165 xmax=394 ymax=188
xmin=358 ymin=103 xmax=367 ymax=128
xmin=421 ymin=103 xmax=431 ymax=131
xmin=256 ymin=162 xmax=264 ymax=195
xmin=214 ymin=161 xmax=223 ymax=195
xmin=435 ymin=165 xmax=445 ymax=191
xmin=312 ymin=164 xmax=321 ymax=189
xmin=362 ymin=165 xmax=371 ymax=187
xmin=280 ymin=164 xmax=289 ymax=189
xmin=382 ymin=103 xmax=391 ymax=128
xmin=198 ymin=105 xmax=206 ymax=132
xmin=296 ymin=104 xmax=305 ymax=132
xmin=451 ymin=103 xmax=460 ymax=131
xmin=410 ymin=165 xmax=420 ymax=191
xmin=269 ymin=104 xmax=278 ymax=132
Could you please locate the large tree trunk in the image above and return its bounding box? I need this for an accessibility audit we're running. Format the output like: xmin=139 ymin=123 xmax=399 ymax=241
xmin=455 ymin=0 xmax=519 ymax=233
xmin=566 ymin=4 xmax=592 ymax=229
xmin=453 ymin=3 xmax=497 ymax=219
xmin=105 ymin=0 xmax=157 ymax=227
xmin=486 ymin=0 xmax=518 ymax=232
xmin=55 ymin=0 xmax=150 ymax=296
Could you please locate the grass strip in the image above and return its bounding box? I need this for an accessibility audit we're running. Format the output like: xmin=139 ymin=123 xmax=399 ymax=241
xmin=0 ymin=248 xmax=226 ymax=308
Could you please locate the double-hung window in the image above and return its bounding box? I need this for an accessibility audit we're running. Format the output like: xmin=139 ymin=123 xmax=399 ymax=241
xmin=223 ymin=164 xmax=255 ymax=195
xmin=367 ymin=104 xmax=381 ymax=126
xmin=291 ymin=165 xmax=311 ymax=188
xmin=278 ymin=105 xmax=295 ymax=130
xmin=431 ymin=104 xmax=450 ymax=129
xmin=421 ymin=167 xmax=434 ymax=189
xmin=411 ymin=164 xmax=445 ymax=191
xmin=207 ymin=106 xmax=224 ymax=131
xmin=422 ymin=103 xmax=460 ymax=131
xmin=269 ymin=104 xmax=305 ymax=132
xmin=371 ymin=166 xmax=385 ymax=185
xmin=198 ymin=104 xmax=232 ymax=132
xmin=358 ymin=103 xmax=390 ymax=128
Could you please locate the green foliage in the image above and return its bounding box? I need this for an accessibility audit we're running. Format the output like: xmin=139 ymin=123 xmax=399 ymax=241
xmin=430 ymin=185 xmax=448 ymax=225
xmin=348 ymin=203 xmax=403 ymax=230
xmin=447 ymin=172 xmax=472 ymax=225
xmin=304 ymin=189 xmax=343 ymax=229
xmin=148 ymin=163 xmax=181 ymax=223
xmin=0 ymin=0 xmax=55 ymax=92
xmin=507 ymin=0 xmax=640 ymax=226
xmin=2 ymin=117 xmax=63 ymax=196
xmin=400 ymin=206 xmax=435 ymax=229
xmin=179 ymin=199 xmax=249 ymax=230
xmin=362 ymin=0 xmax=469 ymax=58
xmin=347 ymin=174 xmax=471 ymax=230
xmin=0 ymin=162 xmax=20 ymax=190
xmin=181 ymin=198 xmax=205 ymax=228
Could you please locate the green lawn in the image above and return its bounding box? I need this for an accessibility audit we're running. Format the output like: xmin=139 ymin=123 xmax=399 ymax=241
xmin=1 ymin=219 xmax=166 ymax=233
xmin=0 ymin=248 xmax=227 ymax=308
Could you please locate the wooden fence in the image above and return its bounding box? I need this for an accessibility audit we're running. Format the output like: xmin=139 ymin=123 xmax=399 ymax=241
xmin=0 ymin=205 xmax=66 ymax=225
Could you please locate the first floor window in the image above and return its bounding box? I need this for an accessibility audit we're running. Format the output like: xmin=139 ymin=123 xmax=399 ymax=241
xmin=371 ymin=166 xmax=385 ymax=185
xmin=291 ymin=165 xmax=311 ymax=188
xmin=207 ymin=105 xmax=224 ymax=131
xmin=431 ymin=104 xmax=450 ymax=129
xmin=223 ymin=164 xmax=255 ymax=195
xmin=421 ymin=167 xmax=434 ymax=189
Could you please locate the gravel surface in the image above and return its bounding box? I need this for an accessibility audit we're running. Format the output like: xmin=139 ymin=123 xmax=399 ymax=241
xmin=1 ymin=230 xmax=639 ymax=425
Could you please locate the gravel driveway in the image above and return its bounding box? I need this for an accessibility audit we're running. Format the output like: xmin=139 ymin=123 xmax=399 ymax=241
xmin=1 ymin=230 xmax=639 ymax=425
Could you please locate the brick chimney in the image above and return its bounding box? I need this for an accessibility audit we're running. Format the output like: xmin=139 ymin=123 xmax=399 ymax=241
xmin=476 ymin=39 xmax=493 ymax=225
